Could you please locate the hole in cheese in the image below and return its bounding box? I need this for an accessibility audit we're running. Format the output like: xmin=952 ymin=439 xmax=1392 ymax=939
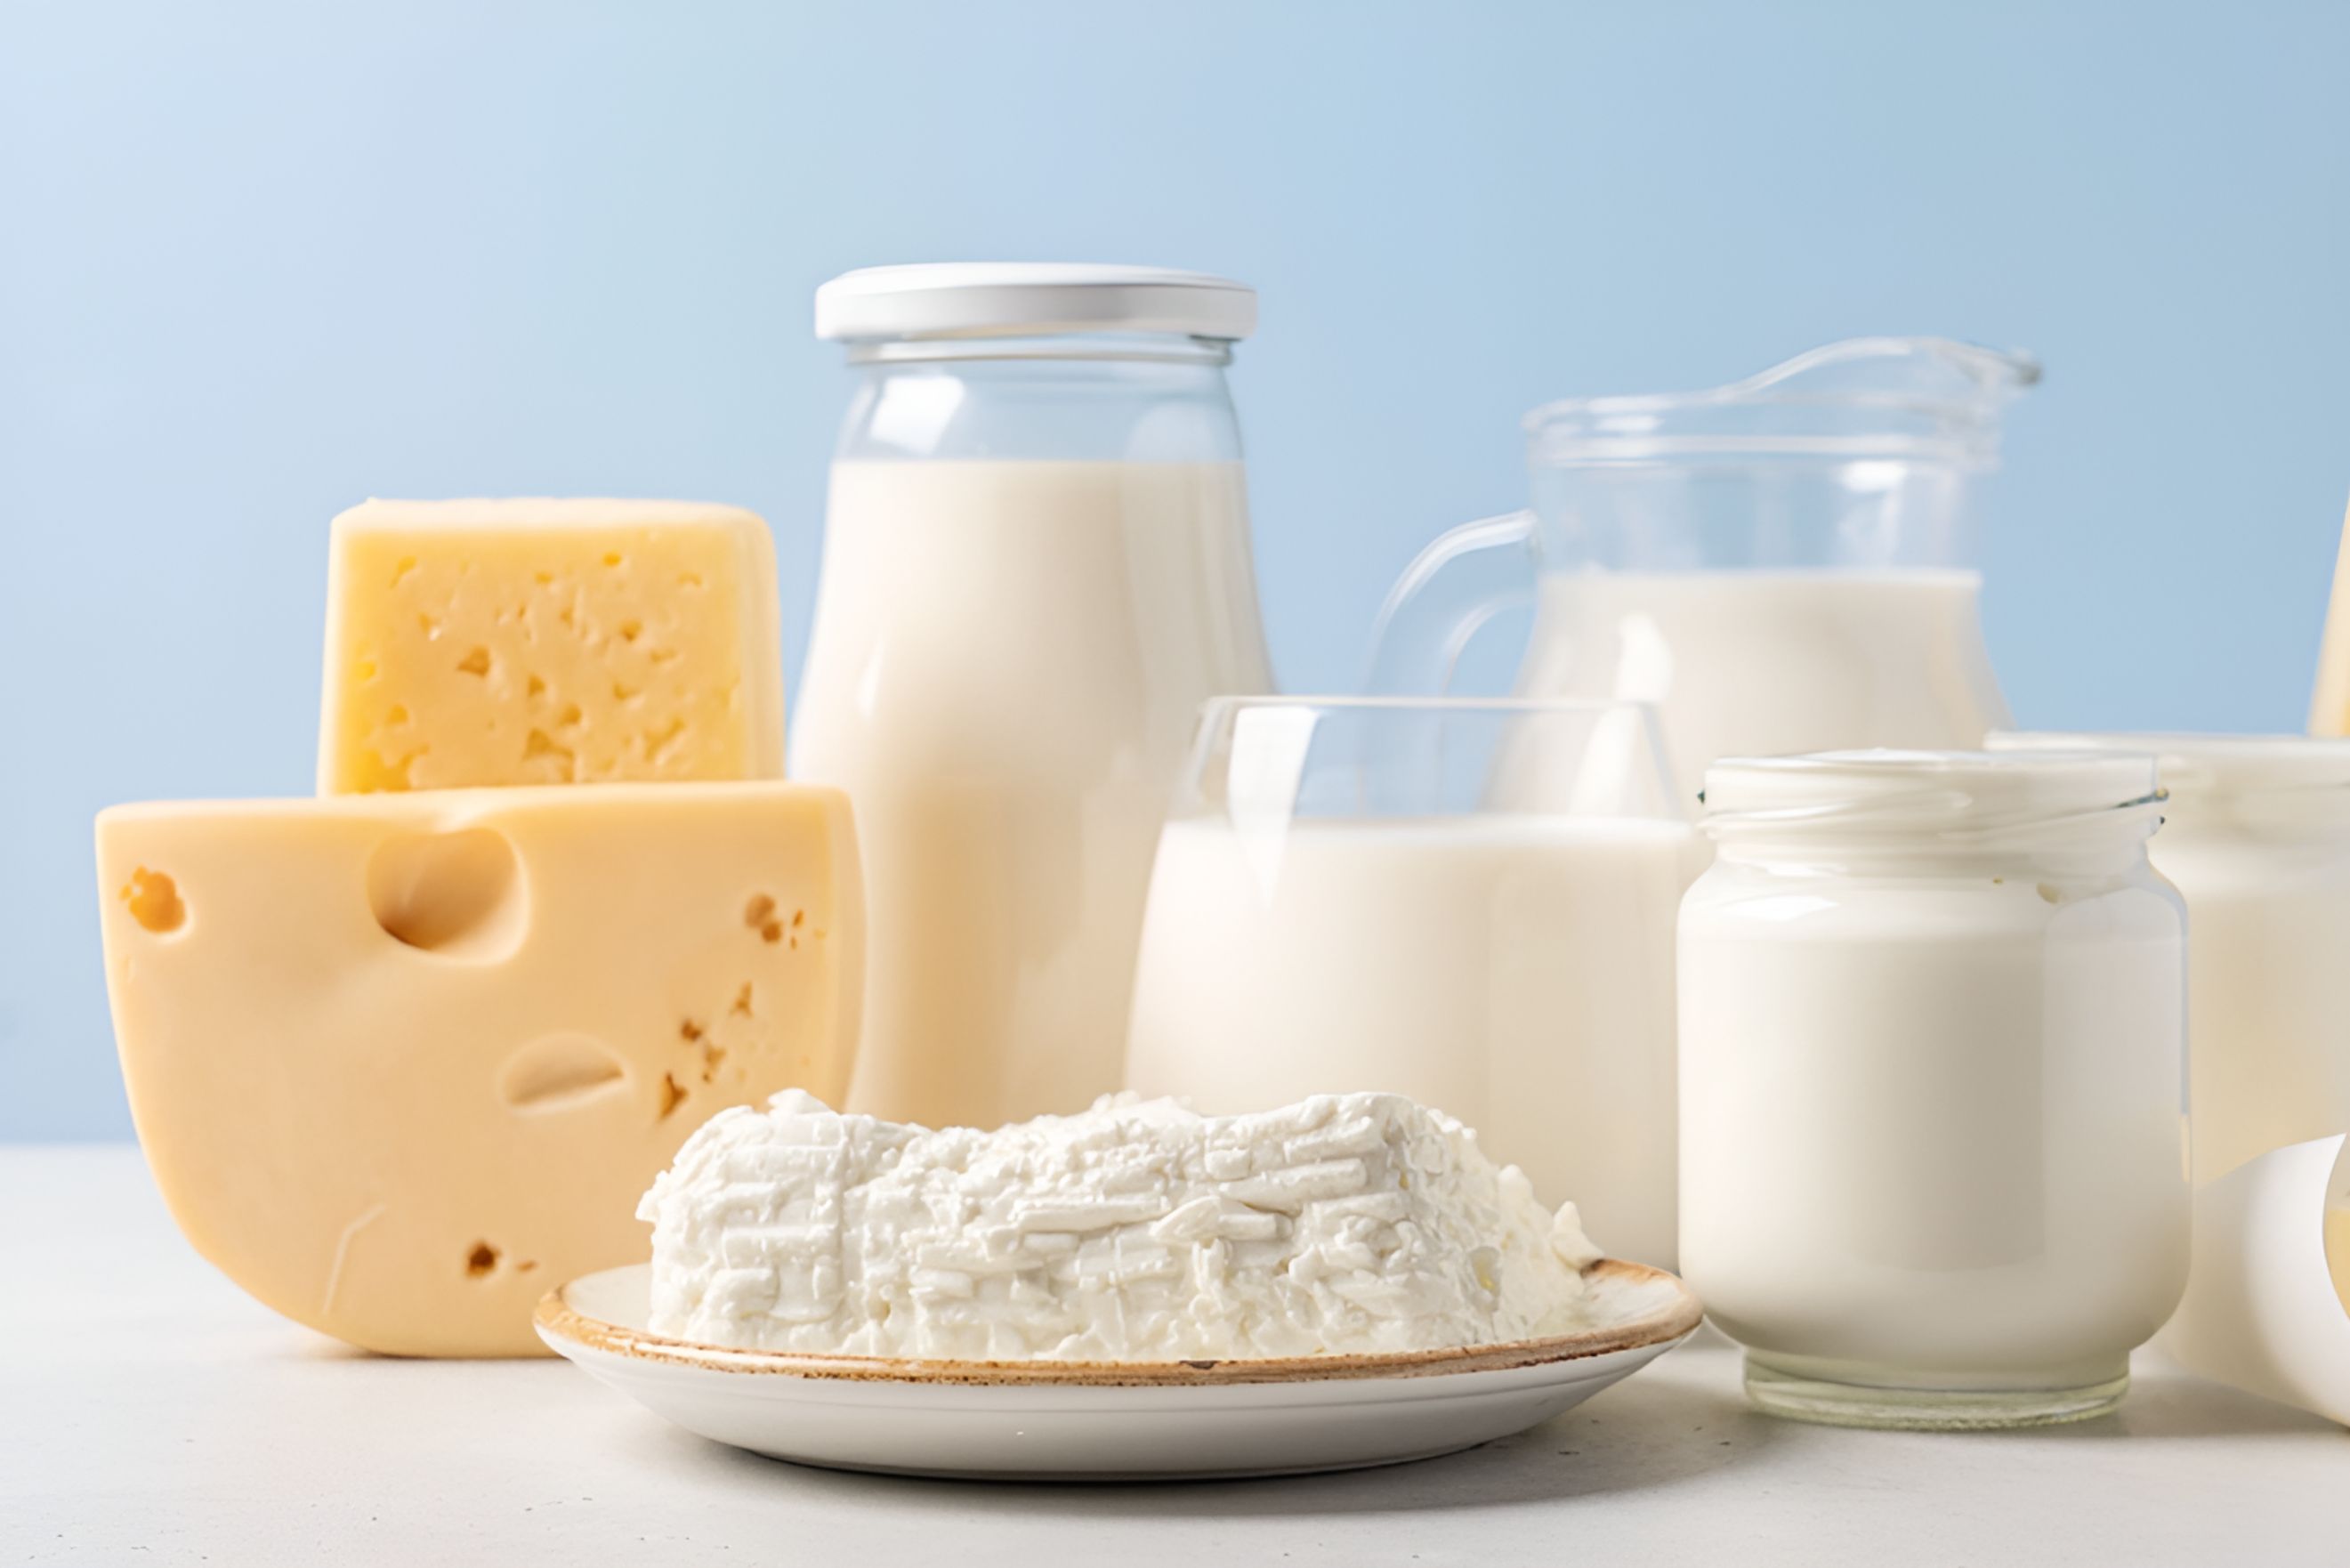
xmin=644 ymin=717 xmax=688 ymax=764
xmin=365 ymin=828 xmax=528 ymax=961
xmin=465 ymin=1242 xmax=500 ymax=1277
xmin=498 ymin=1032 xmax=628 ymax=1112
xmin=122 ymin=868 xmax=186 ymax=934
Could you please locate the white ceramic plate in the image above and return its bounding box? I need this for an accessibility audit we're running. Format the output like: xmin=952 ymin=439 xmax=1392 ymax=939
xmin=536 ymin=1260 xmax=1702 ymax=1480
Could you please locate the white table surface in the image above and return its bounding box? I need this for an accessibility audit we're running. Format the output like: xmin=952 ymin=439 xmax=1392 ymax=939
xmin=4 ymin=1145 xmax=2342 ymax=1566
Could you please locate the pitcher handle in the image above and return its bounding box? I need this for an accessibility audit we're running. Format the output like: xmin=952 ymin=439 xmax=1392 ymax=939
xmin=1363 ymin=511 xmax=1540 ymax=695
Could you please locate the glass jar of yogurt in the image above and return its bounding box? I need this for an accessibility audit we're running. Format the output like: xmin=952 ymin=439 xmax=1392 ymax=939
xmin=1677 ymin=749 xmax=2189 ymax=1429
xmin=1992 ymin=732 xmax=2350 ymax=1184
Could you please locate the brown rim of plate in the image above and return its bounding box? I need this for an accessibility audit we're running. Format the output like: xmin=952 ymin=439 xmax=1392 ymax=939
xmin=532 ymin=1257 xmax=1704 ymax=1386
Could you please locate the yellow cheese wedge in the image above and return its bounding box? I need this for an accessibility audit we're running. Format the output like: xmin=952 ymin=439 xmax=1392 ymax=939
xmin=319 ymin=498 xmax=785 ymax=792
xmin=2309 ymin=495 xmax=2350 ymax=735
xmin=95 ymin=783 xmax=860 ymax=1356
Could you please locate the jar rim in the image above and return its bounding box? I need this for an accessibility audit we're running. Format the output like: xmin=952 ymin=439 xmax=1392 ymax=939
xmin=1989 ymin=731 xmax=2350 ymax=799
xmin=843 ymin=333 xmax=1235 ymax=368
xmin=1701 ymin=748 xmax=2163 ymax=842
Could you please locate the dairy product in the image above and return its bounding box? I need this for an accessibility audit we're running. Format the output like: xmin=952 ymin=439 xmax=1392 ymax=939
xmin=1991 ymin=732 xmax=2350 ymax=1184
xmin=2151 ymin=826 xmax=2350 ymax=1181
xmin=1125 ymin=815 xmax=1700 ymax=1268
xmin=95 ymin=782 xmax=861 ymax=1356
xmin=1677 ymin=751 xmax=2189 ymax=1426
xmin=1513 ymin=570 xmax=2006 ymax=797
xmin=2308 ymin=496 xmax=2350 ymax=735
xmin=792 ymin=459 xmax=1272 ymax=1129
xmin=640 ymin=1090 xmax=1601 ymax=1360
xmin=319 ymin=498 xmax=784 ymax=792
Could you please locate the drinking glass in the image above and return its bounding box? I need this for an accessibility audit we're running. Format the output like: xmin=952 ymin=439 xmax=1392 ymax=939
xmin=1122 ymin=697 xmax=1700 ymax=1268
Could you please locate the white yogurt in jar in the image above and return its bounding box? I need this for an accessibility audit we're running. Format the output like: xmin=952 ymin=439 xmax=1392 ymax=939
xmin=1991 ymin=732 xmax=2350 ymax=1184
xmin=1676 ymin=750 xmax=2190 ymax=1428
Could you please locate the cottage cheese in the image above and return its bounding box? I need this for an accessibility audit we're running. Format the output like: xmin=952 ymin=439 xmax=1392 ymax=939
xmin=638 ymin=1090 xmax=1603 ymax=1360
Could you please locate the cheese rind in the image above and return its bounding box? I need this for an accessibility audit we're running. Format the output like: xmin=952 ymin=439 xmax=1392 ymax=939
xmin=96 ymin=782 xmax=861 ymax=1356
xmin=319 ymin=498 xmax=785 ymax=793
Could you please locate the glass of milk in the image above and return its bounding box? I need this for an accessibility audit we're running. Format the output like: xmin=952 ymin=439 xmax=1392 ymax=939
xmin=1122 ymin=696 xmax=1703 ymax=1268
xmin=1679 ymin=750 xmax=2190 ymax=1429
xmin=1366 ymin=338 xmax=2038 ymax=796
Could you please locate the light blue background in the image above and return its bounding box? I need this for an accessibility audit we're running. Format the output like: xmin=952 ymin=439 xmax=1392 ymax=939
xmin=5 ymin=1 xmax=2347 ymax=1139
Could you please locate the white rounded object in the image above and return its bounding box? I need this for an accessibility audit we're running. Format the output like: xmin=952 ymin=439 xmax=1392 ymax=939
xmin=813 ymin=263 xmax=1256 ymax=342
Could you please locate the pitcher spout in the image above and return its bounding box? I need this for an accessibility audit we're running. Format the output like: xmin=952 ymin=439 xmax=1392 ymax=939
xmin=1527 ymin=336 xmax=2039 ymax=467
xmin=1730 ymin=335 xmax=2039 ymax=405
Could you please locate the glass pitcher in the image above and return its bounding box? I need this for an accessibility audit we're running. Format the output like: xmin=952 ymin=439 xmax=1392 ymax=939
xmin=1366 ymin=337 xmax=2039 ymax=799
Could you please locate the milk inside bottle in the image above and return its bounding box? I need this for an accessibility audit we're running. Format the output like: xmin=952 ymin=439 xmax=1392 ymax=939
xmin=795 ymin=265 xmax=1272 ymax=1130
xmin=1367 ymin=338 xmax=2035 ymax=797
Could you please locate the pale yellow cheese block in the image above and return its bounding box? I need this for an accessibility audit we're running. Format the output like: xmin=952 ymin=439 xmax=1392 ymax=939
xmin=95 ymin=783 xmax=860 ymax=1356
xmin=319 ymin=498 xmax=785 ymax=792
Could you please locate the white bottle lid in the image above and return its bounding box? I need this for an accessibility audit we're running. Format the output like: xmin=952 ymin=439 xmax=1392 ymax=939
xmin=814 ymin=263 xmax=1256 ymax=343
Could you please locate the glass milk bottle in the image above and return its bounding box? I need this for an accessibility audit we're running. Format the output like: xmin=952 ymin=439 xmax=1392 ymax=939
xmin=1368 ymin=339 xmax=2037 ymax=797
xmin=1678 ymin=751 xmax=2189 ymax=1429
xmin=794 ymin=264 xmax=1273 ymax=1130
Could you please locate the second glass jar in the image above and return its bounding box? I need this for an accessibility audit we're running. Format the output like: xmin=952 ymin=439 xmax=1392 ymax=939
xmin=1676 ymin=749 xmax=2189 ymax=1429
